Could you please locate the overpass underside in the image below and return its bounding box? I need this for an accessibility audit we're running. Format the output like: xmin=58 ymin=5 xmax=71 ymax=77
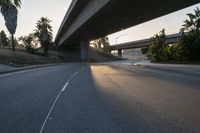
xmin=55 ymin=0 xmax=200 ymax=61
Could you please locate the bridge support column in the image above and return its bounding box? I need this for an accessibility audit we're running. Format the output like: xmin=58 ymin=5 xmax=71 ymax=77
xmin=118 ymin=49 xmax=122 ymax=57
xmin=80 ymin=40 xmax=89 ymax=61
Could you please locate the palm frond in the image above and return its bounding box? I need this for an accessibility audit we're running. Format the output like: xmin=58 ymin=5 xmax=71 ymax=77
xmin=187 ymin=13 xmax=196 ymax=20
xmin=194 ymin=7 xmax=200 ymax=17
xmin=13 ymin=0 xmax=21 ymax=7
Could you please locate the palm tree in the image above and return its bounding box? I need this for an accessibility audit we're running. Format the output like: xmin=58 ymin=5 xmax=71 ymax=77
xmin=0 ymin=0 xmax=21 ymax=51
xmin=181 ymin=7 xmax=200 ymax=32
xmin=92 ymin=36 xmax=111 ymax=53
xmin=34 ymin=17 xmax=53 ymax=55
xmin=0 ymin=30 xmax=10 ymax=47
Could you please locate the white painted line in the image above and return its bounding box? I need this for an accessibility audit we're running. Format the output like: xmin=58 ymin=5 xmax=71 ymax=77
xmin=121 ymin=63 xmax=132 ymax=65
xmin=39 ymin=78 xmax=72 ymax=133
xmin=74 ymin=71 xmax=78 ymax=75
xmin=62 ymin=82 xmax=68 ymax=92
xmin=0 ymin=69 xmax=37 ymax=78
xmin=39 ymin=83 xmax=67 ymax=133
xmin=39 ymin=67 xmax=88 ymax=133
xmin=0 ymin=64 xmax=66 ymax=78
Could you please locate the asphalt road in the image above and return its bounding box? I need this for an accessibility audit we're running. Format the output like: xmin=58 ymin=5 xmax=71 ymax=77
xmin=0 ymin=62 xmax=200 ymax=133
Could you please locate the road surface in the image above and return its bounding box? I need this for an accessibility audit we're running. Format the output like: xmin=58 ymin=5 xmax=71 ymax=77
xmin=0 ymin=62 xmax=199 ymax=133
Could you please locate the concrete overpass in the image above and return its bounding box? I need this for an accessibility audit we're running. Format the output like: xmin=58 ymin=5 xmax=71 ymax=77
xmin=110 ymin=33 xmax=180 ymax=57
xmin=55 ymin=0 xmax=200 ymax=61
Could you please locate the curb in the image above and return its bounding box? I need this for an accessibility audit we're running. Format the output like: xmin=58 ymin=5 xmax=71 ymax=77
xmin=0 ymin=63 xmax=61 ymax=75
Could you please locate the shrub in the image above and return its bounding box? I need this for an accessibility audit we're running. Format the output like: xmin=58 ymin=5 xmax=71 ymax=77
xmin=18 ymin=34 xmax=38 ymax=54
xmin=141 ymin=47 xmax=149 ymax=55
xmin=148 ymin=29 xmax=169 ymax=61
xmin=177 ymin=30 xmax=200 ymax=61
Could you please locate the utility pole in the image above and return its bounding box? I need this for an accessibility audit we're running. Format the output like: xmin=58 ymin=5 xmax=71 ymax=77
xmin=115 ymin=34 xmax=127 ymax=57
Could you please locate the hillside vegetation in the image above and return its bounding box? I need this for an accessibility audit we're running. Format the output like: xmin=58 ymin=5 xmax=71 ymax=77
xmin=0 ymin=47 xmax=121 ymax=66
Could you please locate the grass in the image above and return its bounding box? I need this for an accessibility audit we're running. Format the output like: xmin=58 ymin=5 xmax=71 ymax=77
xmin=0 ymin=47 xmax=122 ymax=66
xmin=89 ymin=47 xmax=122 ymax=62
xmin=0 ymin=48 xmax=66 ymax=66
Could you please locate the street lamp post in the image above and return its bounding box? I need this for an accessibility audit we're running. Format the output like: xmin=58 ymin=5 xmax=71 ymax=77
xmin=115 ymin=34 xmax=127 ymax=45
xmin=115 ymin=34 xmax=127 ymax=57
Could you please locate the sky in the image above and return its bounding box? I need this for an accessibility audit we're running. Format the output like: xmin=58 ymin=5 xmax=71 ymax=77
xmin=0 ymin=1 xmax=199 ymax=45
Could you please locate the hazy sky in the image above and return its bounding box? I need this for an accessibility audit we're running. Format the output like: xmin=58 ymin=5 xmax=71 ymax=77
xmin=0 ymin=0 xmax=72 ymax=38
xmin=0 ymin=1 xmax=199 ymax=45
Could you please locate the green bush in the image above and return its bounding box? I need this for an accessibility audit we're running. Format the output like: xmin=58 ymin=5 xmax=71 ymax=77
xmin=141 ymin=47 xmax=149 ymax=55
xmin=25 ymin=45 xmax=37 ymax=54
xmin=148 ymin=29 xmax=169 ymax=61
xmin=148 ymin=7 xmax=200 ymax=62
xmin=0 ymin=30 xmax=10 ymax=47
xmin=18 ymin=34 xmax=38 ymax=54
xmin=177 ymin=7 xmax=200 ymax=61
xmin=168 ymin=44 xmax=182 ymax=61
xmin=176 ymin=31 xmax=200 ymax=61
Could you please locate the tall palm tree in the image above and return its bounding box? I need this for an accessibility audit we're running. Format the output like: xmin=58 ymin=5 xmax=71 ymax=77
xmin=0 ymin=0 xmax=21 ymax=51
xmin=181 ymin=7 xmax=200 ymax=32
xmin=34 ymin=17 xmax=53 ymax=55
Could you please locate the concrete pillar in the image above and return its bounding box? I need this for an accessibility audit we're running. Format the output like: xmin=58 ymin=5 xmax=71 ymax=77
xmin=80 ymin=40 xmax=89 ymax=61
xmin=118 ymin=49 xmax=122 ymax=57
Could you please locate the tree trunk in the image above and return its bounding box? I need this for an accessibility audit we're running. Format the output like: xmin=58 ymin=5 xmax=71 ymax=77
xmin=11 ymin=34 xmax=15 ymax=51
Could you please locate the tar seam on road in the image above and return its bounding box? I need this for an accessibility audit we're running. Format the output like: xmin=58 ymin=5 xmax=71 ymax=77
xmin=39 ymin=66 xmax=88 ymax=133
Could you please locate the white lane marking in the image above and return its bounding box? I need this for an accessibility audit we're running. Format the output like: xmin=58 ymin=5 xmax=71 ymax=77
xmin=62 ymin=82 xmax=68 ymax=92
xmin=39 ymin=83 xmax=67 ymax=133
xmin=39 ymin=67 xmax=88 ymax=133
xmin=0 ymin=64 xmax=68 ymax=78
xmin=0 ymin=69 xmax=37 ymax=78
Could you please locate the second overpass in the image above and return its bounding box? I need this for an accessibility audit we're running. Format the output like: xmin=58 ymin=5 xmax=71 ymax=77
xmin=110 ymin=33 xmax=181 ymax=57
